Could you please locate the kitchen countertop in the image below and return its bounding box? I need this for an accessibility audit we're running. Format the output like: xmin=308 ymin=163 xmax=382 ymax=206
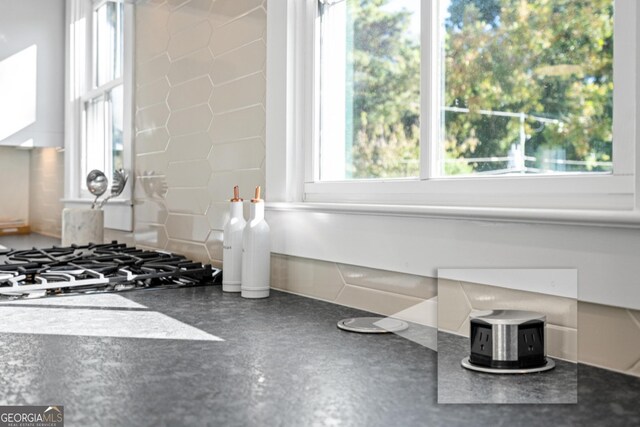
xmin=437 ymin=331 xmax=577 ymax=404
xmin=0 ymin=285 xmax=639 ymax=426
xmin=0 ymin=232 xmax=60 ymax=249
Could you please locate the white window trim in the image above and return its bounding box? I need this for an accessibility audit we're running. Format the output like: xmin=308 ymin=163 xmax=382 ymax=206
xmin=265 ymin=0 xmax=640 ymax=311
xmin=64 ymin=0 xmax=134 ymax=231
xmin=267 ymin=0 xmax=640 ymax=218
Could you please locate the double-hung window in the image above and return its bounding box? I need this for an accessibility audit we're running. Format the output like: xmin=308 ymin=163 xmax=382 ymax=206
xmin=274 ymin=0 xmax=637 ymax=211
xmin=82 ymin=0 xmax=125 ymax=188
xmin=66 ymin=0 xmax=133 ymax=230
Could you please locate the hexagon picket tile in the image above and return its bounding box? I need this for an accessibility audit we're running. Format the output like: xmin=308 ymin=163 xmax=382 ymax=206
xmin=134 ymin=223 xmax=169 ymax=249
xmin=167 ymin=20 xmax=212 ymax=60
xmin=165 ymin=213 xmax=211 ymax=243
xmin=134 ymin=197 xmax=168 ymax=225
xmin=136 ymin=172 xmax=169 ymax=200
xmin=165 ymin=187 xmax=210 ymax=215
xmin=148 ymin=0 xmax=168 ymax=7
xmin=134 ymin=175 xmax=156 ymax=200
xmin=166 ymin=132 xmax=212 ymax=162
xmin=437 ymin=279 xmax=472 ymax=333
xmin=208 ymin=168 xmax=264 ymax=203
xmin=335 ymin=285 xmax=426 ymax=318
xmin=136 ymin=127 xmax=170 ymax=155
xmin=168 ymin=1 xmax=211 ymax=35
xmin=136 ymin=32 xmax=169 ymax=61
xmin=271 ymin=255 xmax=345 ymax=302
xmin=210 ymin=39 xmax=265 ymax=85
xmin=205 ymin=230 xmax=224 ymax=262
xmin=167 ymin=0 xmax=191 ymax=11
xmin=210 ymin=72 xmax=264 ymax=114
xmin=166 ymin=159 xmax=211 ymax=188
xmin=137 ymin=77 xmax=171 ymax=109
xmin=209 ymin=8 xmax=266 ymax=56
xmin=546 ymin=324 xmax=578 ymax=362
xmin=209 ymin=105 xmax=264 ymax=143
xmin=337 ymin=264 xmax=437 ymax=300
xmin=209 ymin=0 xmax=263 ymax=29
xmin=137 ymin=53 xmax=171 ymax=86
xmin=165 ymin=239 xmax=210 ymax=264
xmin=136 ymin=103 xmax=171 ymax=133
xmin=208 ymin=137 xmax=264 ymax=172
xmin=136 ymin=6 xmax=170 ymax=62
xmin=167 ymin=48 xmax=214 ymax=86
xmin=206 ymin=201 xmax=231 ymax=231
xmin=167 ymin=104 xmax=213 ymax=137
xmin=629 ymin=308 xmax=640 ymax=330
xmin=168 ymin=76 xmax=214 ymax=111
xmin=460 ymin=281 xmax=577 ymax=329
xmin=135 ymin=151 xmax=169 ymax=177
xmin=578 ymin=302 xmax=640 ymax=372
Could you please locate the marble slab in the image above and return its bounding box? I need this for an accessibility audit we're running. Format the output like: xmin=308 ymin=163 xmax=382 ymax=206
xmin=62 ymin=208 xmax=104 ymax=246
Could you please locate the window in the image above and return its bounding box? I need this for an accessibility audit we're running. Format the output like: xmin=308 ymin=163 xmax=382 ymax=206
xmin=82 ymin=0 xmax=126 ymax=194
xmin=441 ymin=0 xmax=613 ymax=176
xmin=65 ymin=0 xmax=133 ymax=230
xmin=265 ymin=0 xmax=640 ymax=304
xmin=319 ymin=0 xmax=421 ymax=180
xmin=296 ymin=0 xmax=636 ymax=209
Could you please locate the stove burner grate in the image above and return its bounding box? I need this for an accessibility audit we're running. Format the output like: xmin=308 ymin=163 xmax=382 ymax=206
xmin=0 ymin=241 xmax=221 ymax=299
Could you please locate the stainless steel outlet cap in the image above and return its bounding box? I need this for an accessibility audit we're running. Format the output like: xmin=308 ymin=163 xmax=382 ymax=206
xmin=337 ymin=317 xmax=409 ymax=333
xmin=469 ymin=310 xmax=546 ymax=325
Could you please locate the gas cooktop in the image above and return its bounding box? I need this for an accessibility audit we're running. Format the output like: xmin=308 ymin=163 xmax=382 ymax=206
xmin=0 ymin=242 xmax=221 ymax=299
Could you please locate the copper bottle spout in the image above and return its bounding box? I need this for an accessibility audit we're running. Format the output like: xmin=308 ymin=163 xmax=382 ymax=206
xmin=230 ymin=185 xmax=242 ymax=202
xmin=251 ymin=186 xmax=262 ymax=203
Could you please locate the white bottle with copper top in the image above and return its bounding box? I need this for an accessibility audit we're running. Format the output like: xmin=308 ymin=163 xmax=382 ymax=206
xmin=241 ymin=186 xmax=270 ymax=299
xmin=222 ymin=186 xmax=246 ymax=292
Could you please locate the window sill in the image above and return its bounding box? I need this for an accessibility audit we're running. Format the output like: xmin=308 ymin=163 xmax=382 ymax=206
xmin=61 ymin=198 xmax=132 ymax=206
xmin=266 ymin=202 xmax=640 ymax=229
xmin=264 ymin=201 xmax=640 ymax=310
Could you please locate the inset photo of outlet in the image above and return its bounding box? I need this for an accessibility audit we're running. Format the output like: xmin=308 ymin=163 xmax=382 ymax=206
xmin=436 ymin=269 xmax=578 ymax=404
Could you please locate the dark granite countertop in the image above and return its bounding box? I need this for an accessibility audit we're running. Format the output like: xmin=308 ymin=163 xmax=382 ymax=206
xmin=438 ymin=331 xmax=577 ymax=404
xmin=0 ymin=286 xmax=639 ymax=426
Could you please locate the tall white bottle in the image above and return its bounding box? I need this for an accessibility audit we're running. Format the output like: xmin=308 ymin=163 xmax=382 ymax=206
xmin=222 ymin=186 xmax=246 ymax=292
xmin=241 ymin=186 xmax=270 ymax=299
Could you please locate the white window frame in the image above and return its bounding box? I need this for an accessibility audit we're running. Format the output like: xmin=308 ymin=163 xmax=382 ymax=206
xmin=265 ymin=0 xmax=640 ymax=313
xmin=267 ymin=0 xmax=640 ymax=216
xmin=64 ymin=0 xmax=134 ymax=231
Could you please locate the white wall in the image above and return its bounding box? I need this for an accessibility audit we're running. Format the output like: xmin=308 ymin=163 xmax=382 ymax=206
xmin=268 ymin=209 xmax=640 ymax=311
xmin=0 ymin=0 xmax=65 ymax=148
xmin=30 ymin=148 xmax=65 ymax=237
xmin=0 ymin=147 xmax=30 ymax=223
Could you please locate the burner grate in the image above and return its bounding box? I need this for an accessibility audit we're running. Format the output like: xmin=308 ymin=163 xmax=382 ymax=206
xmin=0 ymin=241 xmax=221 ymax=299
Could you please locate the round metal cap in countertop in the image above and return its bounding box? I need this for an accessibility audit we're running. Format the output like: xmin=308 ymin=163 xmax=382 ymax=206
xmin=469 ymin=309 xmax=546 ymax=325
xmin=337 ymin=317 xmax=409 ymax=334
xmin=461 ymin=356 xmax=556 ymax=374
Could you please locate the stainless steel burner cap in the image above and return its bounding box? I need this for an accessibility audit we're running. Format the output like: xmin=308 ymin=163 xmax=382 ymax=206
xmin=337 ymin=317 xmax=409 ymax=334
